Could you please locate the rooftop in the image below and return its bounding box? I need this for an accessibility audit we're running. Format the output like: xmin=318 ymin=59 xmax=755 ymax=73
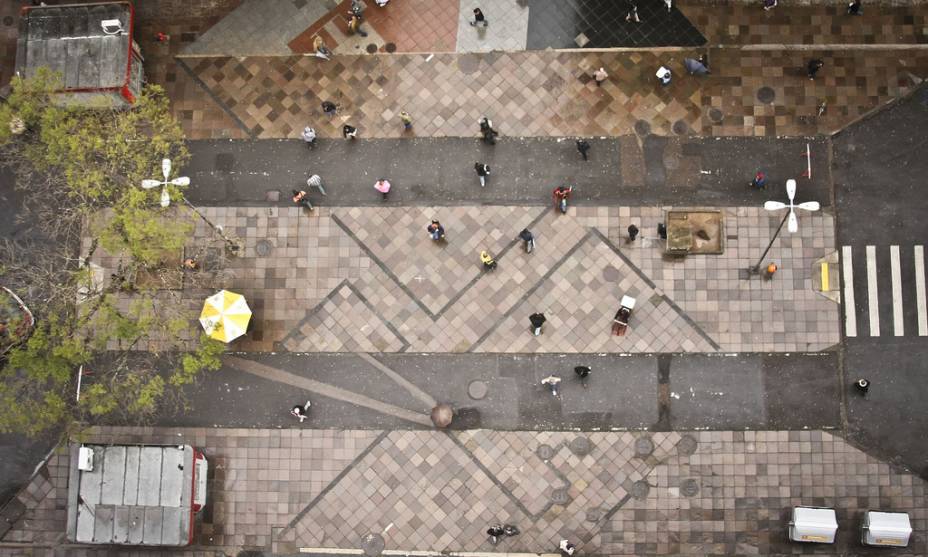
xmin=15 ymin=2 xmax=133 ymax=92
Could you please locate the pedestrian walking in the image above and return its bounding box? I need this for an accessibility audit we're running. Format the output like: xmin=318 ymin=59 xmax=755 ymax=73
xmin=427 ymin=219 xmax=445 ymax=241
xmin=350 ymin=0 xmax=365 ymax=16
xmin=684 ymin=56 xmax=710 ymax=75
xmin=182 ymin=257 xmax=198 ymax=271
xmin=480 ymin=250 xmax=498 ymax=271
xmin=541 ymin=375 xmax=561 ymax=397
xmin=529 ymin=312 xmax=546 ymax=335
xmin=592 ymin=67 xmax=609 ymax=87
xmin=301 ymin=126 xmax=317 ymax=148
xmin=312 ymin=36 xmax=332 ymax=60
xmin=807 ymin=58 xmax=824 ymax=80
xmin=290 ymin=400 xmax=311 ymax=422
xmin=627 ymin=224 xmax=639 ymax=242
xmin=576 ymin=139 xmax=591 ymax=161
xmin=855 ymin=378 xmax=870 ymax=394
xmin=155 ymin=31 xmax=170 ymax=42
xmin=343 ymin=124 xmax=358 ymax=139
xmin=574 ymin=365 xmax=591 ymax=387
xmin=374 ymin=179 xmax=391 ymax=200
xmin=763 ymin=262 xmax=778 ymax=280
xmin=475 ymin=162 xmax=490 ymax=187
xmin=559 ymin=539 xmax=576 ymax=556
xmin=751 ymin=171 xmax=767 ymax=190
xmin=306 ymin=174 xmax=326 ymax=196
xmin=470 ymin=8 xmax=488 ymax=27
xmin=847 ymin=0 xmax=862 ymax=14
xmin=487 ymin=524 xmax=504 ymax=545
xmin=322 ymin=100 xmax=337 ymax=116
xmin=763 ymin=0 xmax=777 ymax=10
xmin=400 ymin=110 xmax=413 ymax=130
xmin=657 ymin=222 xmax=667 ymax=239
xmin=292 ymin=189 xmax=313 ymax=211
xmin=347 ymin=13 xmax=368 ymax=36
xmin=664 ymin=0 xmax=672 ymax=11
xmin=626 ymin=2 xmax=640 ymax=22
xmin=657 ymin=66 xmax=672 ymax=86
xmin=519 ymin=228 xmax=536 ymax=253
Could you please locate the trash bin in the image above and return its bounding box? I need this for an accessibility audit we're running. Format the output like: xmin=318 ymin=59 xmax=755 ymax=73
xmin=788 ymin=506 xmax=837 ymax=544
xmin=861 ymin=511 xmax=911 ymax=547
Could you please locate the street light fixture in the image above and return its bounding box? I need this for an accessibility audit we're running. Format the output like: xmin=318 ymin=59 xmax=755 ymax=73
xmin=142 ymin=158 xmax=241 ymax=255
xmin=747 ymin=179 xmax=820 ymax=276
xmin=141 ymin=158 xmax=189 ymax=207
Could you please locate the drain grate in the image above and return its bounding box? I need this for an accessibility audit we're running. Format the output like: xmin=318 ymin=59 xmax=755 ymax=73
xmin=757 ymin=86 xmax=776 ymax=104
xmin=536 ymin=444 xmax=555 ymax=461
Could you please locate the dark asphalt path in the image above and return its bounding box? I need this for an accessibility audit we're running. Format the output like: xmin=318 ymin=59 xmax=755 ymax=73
xmin=184 ymin=136 xmax=830 ymax=208
xmin=169 ymin=352 xmax=841 ymax=432
xmin=833 ymin=83 xmax=928 ymax=479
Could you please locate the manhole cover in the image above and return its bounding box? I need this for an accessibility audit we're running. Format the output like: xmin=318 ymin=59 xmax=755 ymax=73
xmin=585 ymin=507 xmax=603 ymax=522
xmin=676 ymin=434 xmax=698 ymax=456
xmin=680 ymin=478 xmax=699 ymax=497
xmin=536 ymin=444 xmax=555 ymax=461
xmin=630 ymin=480 xmax=650 ymax=500
xmin=256 ymin=240 xmax=273 ymax=257
xmin=634 ymin=120 xmax=651 ymax=136
xmin=3 ymin=16 xmax=14 ymax=27
xmin=366 ymin=43 xmax=378 ymax=54
xmin=672 ymin=120 xmax=689 ymax=135
xmin=569 ymin=436 xmax=592 ymax=456
xmin=384 ymin=42 xmax=397 ymax=53
xmin=708 ymin=108 xmax=724 ymax=123
xmin=215 ymin=153 xmax=234 ymax=172
xmin=634 ymin=436 xmax=654 ymax=458
xmin=458 ymin=54 xmax=480 ymax=75
xmin=550 ymin=488 xmax=570 ymax=505
xmin=603 ymin=265 xmax=620 ymax=282
xmin=757 ymin=86 xmax=776 ymax=104
xmin=361 ymin=533 xmax=385 ymax=557
xmin=467 ymin=380 xmax=488 ymax=400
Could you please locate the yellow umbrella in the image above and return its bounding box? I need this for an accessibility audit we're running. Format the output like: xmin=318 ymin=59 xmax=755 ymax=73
xmin=199 ymin=290 xmax=252 ymax=343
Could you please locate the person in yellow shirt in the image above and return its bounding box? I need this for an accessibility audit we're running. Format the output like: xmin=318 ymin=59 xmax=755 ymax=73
xmin=480 ymin=250 xmax=497 ymax=271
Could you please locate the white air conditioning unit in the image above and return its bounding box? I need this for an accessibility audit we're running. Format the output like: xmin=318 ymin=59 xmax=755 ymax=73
xmin=101 ymin=19 xmax=124 ymax=35
xmin=77 ymin=446 xmax=94 ymax=471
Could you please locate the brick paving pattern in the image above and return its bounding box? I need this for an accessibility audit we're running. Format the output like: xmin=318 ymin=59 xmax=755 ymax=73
xmin=83 ymin=205 xmax=838 ymax=354
xmin=1 ymin=427 xmax=925 ymax=556
xmin=173 ymin=49 xmax=928 ymax=140
xmin=679 ymin=1 xmax=928 ymax=45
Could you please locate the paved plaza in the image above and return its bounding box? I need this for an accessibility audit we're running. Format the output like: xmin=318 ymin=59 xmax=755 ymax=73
xmin=85 ymin=205 xmax=838 ymax=353
xmin=3 ymin=1 xmax=928 ymax=555
xmin=1 ymin=426 xmax=926 ymax=556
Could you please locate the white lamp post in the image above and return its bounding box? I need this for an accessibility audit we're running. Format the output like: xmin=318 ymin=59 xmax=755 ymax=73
xmin=141 ymin=158 xmax=190 ymax=207
xmin=747 ymin=179 xmax=820 ymax=276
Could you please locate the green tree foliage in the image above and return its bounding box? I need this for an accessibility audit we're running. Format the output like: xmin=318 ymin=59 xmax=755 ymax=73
xmin=0 ymin=71 xmax=225 ymax=436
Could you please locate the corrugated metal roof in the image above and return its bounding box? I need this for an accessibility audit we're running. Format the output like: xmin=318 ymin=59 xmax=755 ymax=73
xmin=15 ymin=2 xmax=132 ymax=91
xmin=66 ymin=444 xmax=194 ymax=546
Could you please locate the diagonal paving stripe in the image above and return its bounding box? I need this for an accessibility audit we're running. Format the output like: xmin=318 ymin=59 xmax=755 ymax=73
xmin=356 ymin=353 xmax=437 ymax=410
xmin=224 ymin=356 xmax=433 ymax=426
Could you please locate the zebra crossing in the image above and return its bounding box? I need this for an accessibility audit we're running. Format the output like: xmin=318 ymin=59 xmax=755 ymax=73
xmin=842 ymin=244 xmax=928 ymax=338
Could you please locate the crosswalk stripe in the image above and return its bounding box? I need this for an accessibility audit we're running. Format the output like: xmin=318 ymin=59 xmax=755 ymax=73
xmin=915 ymin=246 xmax=927 ymax=336
xmin=842 ymin=246 xmax=856 ymax=337
xmin=891 ymin=245 xmax=903 ymax=336
xmin=866 ymin=245 xmax=880 ymax=336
